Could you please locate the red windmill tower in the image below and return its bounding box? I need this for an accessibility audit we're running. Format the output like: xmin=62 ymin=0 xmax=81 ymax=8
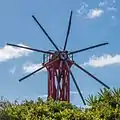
xmin=7 ymin=10 xmax=110 ymax=105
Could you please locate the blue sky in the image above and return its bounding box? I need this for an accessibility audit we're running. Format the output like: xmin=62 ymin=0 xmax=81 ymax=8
xmin=0 ymin=0 xmax=120 ymax=106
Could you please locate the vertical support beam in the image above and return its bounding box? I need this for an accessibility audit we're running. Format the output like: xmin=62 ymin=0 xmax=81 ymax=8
xmin=48 ymin=70 xmax=50 ymax=97
xmin=48 ymin=67 xmax=56 ymax=99
xmin=67 ymin=71 xmax=70 ymax=102
xmin=62 ymin=69 xmax=70 ymax=102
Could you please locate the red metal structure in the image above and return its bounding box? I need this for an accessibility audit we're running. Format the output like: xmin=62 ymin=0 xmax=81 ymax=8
xmin=7 ymin=10 xmax=110 ymax=105
xmin=43 ymin=53 xmax=73 ymax=102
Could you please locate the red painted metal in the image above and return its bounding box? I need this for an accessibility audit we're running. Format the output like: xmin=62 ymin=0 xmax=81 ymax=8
xmin=44 ymin=53 xmax=73 ymax=102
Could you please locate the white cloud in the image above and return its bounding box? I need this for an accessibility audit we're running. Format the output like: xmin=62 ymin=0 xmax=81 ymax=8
xmin=0 ymin=44 xmax=32 ymax=62
xmin=83 ymin=54 xmax=120 ymax=68
xmin=112 ymin=15 xmax=115 ymax=19
xmin=70 ymin=91 xmax=78 ymax=94
xmin=99 ymin=0 xmax=117 ymax=12
xmin=99 ymin=1 xmax=107 ymax=7
xmin=23 ymin=62 xmax=46 ymax=73
xmin=9 ymin=66 xmax=16 ymax=74
xmin=39 ymin=94 xmax=47 ymax=98
xmin=87 ymin=8 xmax=104 ymax=19
xmin=70 ymin=90 xmax=83 ymax=94
xmin=107 ymin=7 xmax=117 ymax=11
xmin=77 ymin=2 xmax=88 ymax=15
xmin=77 ymin=0 xmax=117 ymax=20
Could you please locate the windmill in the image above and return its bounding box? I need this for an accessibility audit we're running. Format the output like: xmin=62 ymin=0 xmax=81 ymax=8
xmin=6 ymin=10 xmax=110 ymax=105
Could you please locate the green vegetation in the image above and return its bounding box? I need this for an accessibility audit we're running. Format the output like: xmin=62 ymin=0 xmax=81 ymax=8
xmin=0 ymin=88 xmax=120 ymax=120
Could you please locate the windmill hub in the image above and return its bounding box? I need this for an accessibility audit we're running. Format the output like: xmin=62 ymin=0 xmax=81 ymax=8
xmin=51 ymin=51 xmax=69 ymax=61
xmin=6 ymin=10 xmax=110 ymax=105
xmin=60 ymin=52 xmax=68 ymax=60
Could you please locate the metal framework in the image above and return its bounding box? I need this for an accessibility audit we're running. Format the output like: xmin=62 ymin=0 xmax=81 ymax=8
xmin=6 ymin=10 xmax=110 ymax=105
xmin=43 ymin=53 xmax=73 ymax=102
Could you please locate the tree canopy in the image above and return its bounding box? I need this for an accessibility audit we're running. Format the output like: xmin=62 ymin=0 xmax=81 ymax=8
xmin=0 ymin=88 xmax=120 ymax=120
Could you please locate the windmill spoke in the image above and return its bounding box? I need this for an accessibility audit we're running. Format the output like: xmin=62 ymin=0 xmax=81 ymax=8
xmin=73 ymin=62 xmax=110 ymax=89
xmin=6 ymin=43 xmax=53 ymax=54
xmin=32 ymin=15 xmax=59 ymax=51
xmin=19 ymin=66 xmax=45 ymax=82
xmin=64 ymin=60 xmax=86 ymax=105
xmin=63 ymin=11 xmax=73 ymax=51
xmin=69 ymin=42 xmax=109 ymax=55
xmin=19 ymin=57 xmax=59 ymax=82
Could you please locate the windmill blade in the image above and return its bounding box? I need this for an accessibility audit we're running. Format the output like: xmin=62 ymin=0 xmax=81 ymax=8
xmin=32 ymin=15 xmax=59 ymax=51
xmin=19 ymin=66 xmax=45 ymax=82
xmin=69 ymin=42 xmax=109 ymax=55
xmin=6 ymin=43 xmax=53 ymax=54
xmin=63 ymin=11 xmax=73 ymax=51
xmin=73 ymin=62 xmax=110 ymax=89
xmin=64 ymin=60 xmax=86 ymax=105
xmin=19 ymin=57 xmax=59 ymax=82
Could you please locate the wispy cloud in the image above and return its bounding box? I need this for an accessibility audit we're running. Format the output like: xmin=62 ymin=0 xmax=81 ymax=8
xmin=77 ymin=0 xmax=117 ymax=19
xmin=0 ymin=44 xmax=32 ymax=62
xmin=23 ymin=62 xmax=46 ymax=73
xmin=99 ymin=1 xmax=107 ymax=7
xmin=38 ymin=91 xmax=80 ymax=99
xmin=107 ymin=7 xmax=117 ymax=12
xmin=77 ymin=2 xmax=88 ymax=16
xmin=112 ymin=15 xmax=115 ymax=19
xmin=87 ymin=8 xmax=104 ymax=19
xmin=83 ymin=54 xmax=120 ymax=68
xmin=98 ymin=0 xmax=117 ymax=12
xmin=98 ymin=0 xmax=116 ymax=10
xmin=39 ymin=94 xmax=47 ymax=99
xmin=9 ymin=66 xmax=16 ymax=74
xmin=70 ymin=91 xmax=83 ymax=94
